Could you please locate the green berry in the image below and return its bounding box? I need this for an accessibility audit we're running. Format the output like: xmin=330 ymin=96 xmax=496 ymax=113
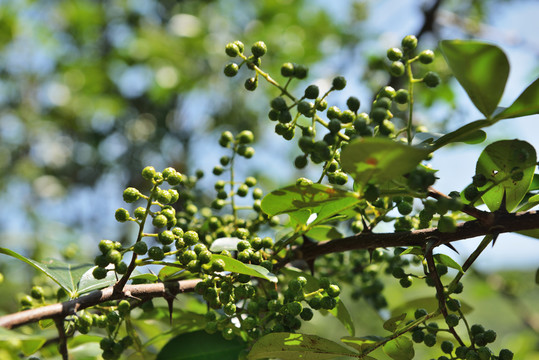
xmin=251 ymin=41 xmax=267 ymax=57
xmin=118 ymin=300 xmax=131 ymax=316
xmin=271 ymin=97 xmax=288 ymax=111
xmin=158 ymin=230 xmax=175 ymax=245
xmin=244 ymin=77 xmax=257 ymax=91
xmin=498 ymin=349 xmax=513 ymax=360
xmin=424 ymin=332 xmax=437 ymax=347
xmin=184 ymin=230 xmax=199 ymax=245
xmin=441 ymin=340 xmax=454 ymax=354
xmin=281 ymin=62 xmax=295 ymax=77
xmin=346 ymin=96 xmax=360 ymax=112
xmin=114 ymin=208 xmax=129 ymax=222
xmin=424 ymin=71 xmax=440 ymax=87
xmin=213 ymin=165 xmax=223 ymax=176
xmin=387 ymin=47 xmax=403 ymax=61
xmin=219 ymin=131 xmax=234 ymax=147
xmin=401 ymin=35 xmax=418 ymax=50
xmin=418 ymin=49 xmax=435 ymax=64
xmin=105 ymin=250 xmax=122 ymax=266
xmin=399 ymin=276 xmax=413 ymax=288
xmin=148 ymin=246 xmax=165 ymax=260
xmin=414 ymin=308 xmax=428 ymax=319
xmin=142 ymin=166 xmax=156 ymax=180
xmin=293 ymin=64 xmax=308 ymax=79
xmin=99 ymin=239 xmax=115 ymax=254
xmin=152 ymin=214 xmax=168 ymax=228
xmin=328 ymin=119 xmax=341 ymax=133
xmin=446 ymin=298 xmax=461 ymax=312
xmin=340 ymin=110 xmax=355 ymax=124
xmin=261 ymin=237 xmax=274 ymax=248
xmin=237 ymin=130 xmax=254 ymax=144
xmin=463 ymin=185 xmax=480 ymax=201
xmin=223 ymin=62 xmax=238 ymax=77
xmin=300 ymin=308 xmax=314 ymax=321
xmin=133 ymin=241 xmax=148 ymax=255
xmin=326 ymin=284 xmax=341 ymax=298
xmin=93 ymin=267 xmax=108 ymax=280
xmin=483 ymin=329 xmax=496 ymax=343
xmin=297 ymin=101 xmax=314 ymax=116
xmin=397 ymin=201 xmax=413 ymax=215
xmin=30 ymin=286 xmax=45 ymax=300
xmin=445 ymin=313 xmax=460 ymax=327
xmin=364 ymin=184 xmax=380 ymax=202
xmin=390 ymin=61 xmax=405 ymax=77
xmin=320 ymin=295 xmax=337 ymax=310
xmin=412 ymin=329 xmax=425 ymax=343
xmin=472 ymin=174 xmax=488 ymax=188
xmin=327 ymin=106 xmax=341 ymax=120
xmin=123 ymin=187 xmax=141 ymax=203
xmin=332 ymin=76 xmax=346 ymax=90
xmin=304 ymin=85 xmax=319 ymax=99
xmin=211 ymin=259 xmax=226 ymax=272
xmin=395 ymin=89 xmax=409 ymax=104
xmin=225 ymin=42 xmax=240 ymax=57
xmin=236 ymin=184 xmax=249 ymax=197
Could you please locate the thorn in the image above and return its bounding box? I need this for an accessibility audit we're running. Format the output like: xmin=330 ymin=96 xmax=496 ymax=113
xmin=443 ymin=243 xmax=459 ymax=254
xmin=368 ymin=249 xmax=374 ymax=263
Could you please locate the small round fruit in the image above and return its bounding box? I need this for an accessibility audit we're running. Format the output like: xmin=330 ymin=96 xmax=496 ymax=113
xmin=387 ymin=47 xmax=403 ymax=61
xmin=401 ymin=35 xmax=418 ymax=50
xmin=418 ymin=49 xmax=435 ymax=64
xmin=390 ymin=61 xmax=405 ymax=77
xmin=223 ymin=63 xmax=239 ymax=77
xmin=251 ymin=41 xmax=267 ymax=57
xmin=332 ymin=76 xmax=347 ymax=90
xmin=424 ymin=71 xmax=441 ymax=88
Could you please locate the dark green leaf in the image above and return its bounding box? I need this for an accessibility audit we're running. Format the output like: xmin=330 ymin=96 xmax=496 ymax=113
xmin=517 ymin=229 xmax=539 ymax=240
xmin=247 ymin=333 xmax=358 ymax=360
xmin=440 ymin=40 xmax=509 ymax=118
xmin=476 ymin=140 xmax=537 ymax=211
xmin=432 ymin=120 xmax=492 ymax=151
xmin=433 ymin=254 xmax=463 ymax=273
xmin=383 ymin=336 xmax=415 ymax=360
xmin=305 ymin=225 xmax=342 ymax=241
xmin=329 ymin=299 xmax=356 ymax=336
xmin=212 ymin=255 xmax=277 ymax=282
xmin=0 ymin=247 xmax=92 ymax=297
xmin=415 ymin=129 xmax=486 ymax=145
xmin=383 ymin=313 xmax=407 ymax=333
xmin=261 ymin=183 xmax=360 ymax=225
xmin=496 ymin=77 xmax=539 ymax=120
xmin=0 ymin=328 xmax=48 ymax=356
xmin=156 ymin=330 xmax=246 ymax=360
xmin=516 ymin=193 xmax=539 ymax=212
xmin=341 ymin=137 xmax=430 ymax=186
xmin=145 ymin=311 xmax=206 ymax=347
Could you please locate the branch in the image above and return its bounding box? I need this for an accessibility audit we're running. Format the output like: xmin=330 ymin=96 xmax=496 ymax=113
xmin=0 ymin=279 xmax=201 ymax=330
xmin=297 ymin=210 xmax=539 ymax=261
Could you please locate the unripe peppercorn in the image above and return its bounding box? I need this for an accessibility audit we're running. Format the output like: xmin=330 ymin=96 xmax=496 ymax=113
xmin=438 ymin=216 xmax=457 ymax=233
xmin=184 ymin=230 xmax=199 ymax=245
xmin=148 ymin=246 xmax=165 ymax=260
xmin=152 ymin=214 xmax=168 ymax=228
xmin=424 ymin=71 xmax=441 ymax=88
xmin=472 ymin=174 xmax=488 ymax=188
xmin=142 ymin=166 xmax=156 ymax=180
xmin=244 ymin=77 xmax=258 ymax=91
xmin=304 ymin=85 xmax=319 ymax=99
xmin=395 ymin=89 xmax=409 ymax=104
xmin=93 ymin=266 xmax=108 ymax=280
xmin=332 ymin=76 xmax=346 ymax=90
xmin=237 ymin=130 xmax=254 ymax=144
xmin=293 ymin=64 xmax=308 ymax=79
xmin=418 ymin=49 xmax=435 ymax=64
xmin=297 ymin=101 xmax=315 ymax=116
xmin=161 ymin=167 xmax=174 ymax=179
xmin=397 ymin=201 xmax=413 ymax=215
xmin=123 ymin=187 xmax=141 ymax=203
xmin=445 ymin=313 xmax=460 ymax=327
xmin=387 ymin=47 xmax=403 ymax=61
xmin=225 ymin=42 xmax=240 ymax=57
xmin=281 ymin=62 xmax=294 ymax=77
xmin=401 ymin=35 xmax=418 ymax=50
xmin=244 ymin=176 xmax=257 ymax=187
xmin=390 ymin=61 xmax=405 ymax=77
xmin=346 ymin=96 xmax=360 ymax=112
xmin=340 ymin=110 xmax=355 ymax=124
xmin=133 ymin=241 xmax=148 ymax=255
xmin=224 ymin=64 xmax=239 ymax=77
xmin=219 ymin=131 xmax=234 ymax=147
xmin=270 ymin=97 xmax=287 ymax=111
xmin=251 ymin=41 xmax=267 ymax=57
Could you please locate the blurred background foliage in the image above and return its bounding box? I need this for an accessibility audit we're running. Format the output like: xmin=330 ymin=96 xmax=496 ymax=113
xmin=0 ymin=0 xmax=538 ymax=356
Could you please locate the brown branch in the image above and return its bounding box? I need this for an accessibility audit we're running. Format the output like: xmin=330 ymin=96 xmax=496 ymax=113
xmin=0 ymin=279 xmax=201 ymax=330
xmin=297 ymin=210 xmax=539 ymax=262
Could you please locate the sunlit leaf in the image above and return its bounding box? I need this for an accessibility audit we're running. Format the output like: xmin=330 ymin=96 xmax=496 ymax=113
xmin=305 ymin=225 xmax=342 ymax=241
xmin=434 ymin=254 xmax=463 ymax=273
xmin=261 ymin=183 xmax=360 ymax=226
xmin=209 ymin=237 xmax=242 ymax=252
xmin=495 ymin=77 xmax=539 ymax=120
xmin=476 ymin=140 xmax=537 ymax=211
xmin=156 ymin=330 xmax=246 ymax=360
xmin=247 ymin=333 xmax=358 ymax=360
xmin=0 ymin=248 xmax=92 ymax=297
xmin=341 ymin=335 xmax=386 ymax=354
xmin=341 ymin=137 xmax=430 ymax=186
xmin=383 ymin=336 xmax=414 ymax=360
xmin=329 ymin=299 xmax=355 ymax=336
xmin=440 ymin=40 xmax=509 ymax=118
xmin=212 ymin=255 xmax=277 ymax=282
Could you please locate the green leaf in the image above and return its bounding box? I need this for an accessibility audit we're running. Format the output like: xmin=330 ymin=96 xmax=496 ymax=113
xmin=77 ymin=266 xmax=118 ymax=294
xmin=415 ymin=129 xmax=486 ymax=146
xmin=0 ymin=247 xmax=92 ymax=297
xmin=341 ymin=137 xmax=430 ymax=187
xmin=434 ymin=254 xmax=463 ymax=273
xmin=496 ymin=77 xmax=539 ymax=120
xmin=145 ymin=311 xmax=206 ymax=347
xmin=209 ymin=237 xmax=242 ymax=252
xmin=516 ymin=193 xmax=539 ymax=212
xmin=247 ymin=333 xmax=358 ymax=360
xmin=476 ymin=140 xmax=537 ymax=211
xmin=341 ymin=335 xmax=386 ymax=354
xmin=431 ymin=120 xmax=492 ymax=151
xmin=383 ymin=336 xmax=415 ymax=360
xmin=158 ymin=266 xmax=185 ymax=282
xmin=305 ymin=225 xmax=342 ymax=241
xmin=261 ymin=183 xmax=360 ymax=225
xmin=156 ymin=330 xmax=246 ymax=360
xmin=329 ymin=299 xmax=356 ymax=336
xmin=212 ymin=255 xmax=277 ymax=282
xmin=517 ymin=229 xmax=539 ymax=240
xmin=383 ymin=313 xmax=407 ymax=333
xmin=440 ymin=40 xmax=509 ymax=118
